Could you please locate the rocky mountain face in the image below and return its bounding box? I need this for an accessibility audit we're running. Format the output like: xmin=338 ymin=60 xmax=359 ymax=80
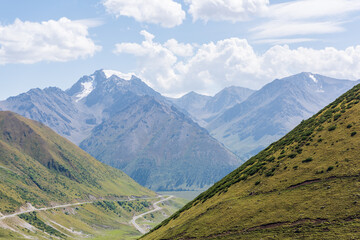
xmin=143 ymin=82 xmax=360 ymax=240
xmin=0 ymin=70 xmax=241 ymax=191
xmin=0 ymin=87 xmax=94 ymax=144
xmin=80 ymin=93 xmax=239 ymax=191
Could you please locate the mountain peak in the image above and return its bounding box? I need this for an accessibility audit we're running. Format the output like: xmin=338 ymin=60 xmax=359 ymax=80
xmin=284 ymin=72 xmax=324 ymax=84
xmin=66 ymin=69 xmax=157 ymax=104
xmin=183 ymin=91 xmax=208 ymax=98
xmin=101 ymin=69 xmax=136 ymax=80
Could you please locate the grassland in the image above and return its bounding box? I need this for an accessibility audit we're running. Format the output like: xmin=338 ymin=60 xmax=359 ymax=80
xmin=143 ymin=84 xmax=360 ymax=239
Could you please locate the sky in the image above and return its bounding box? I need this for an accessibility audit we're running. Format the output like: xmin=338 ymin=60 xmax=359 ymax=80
xmin=1 ymin=0 xmax=360 ymax=100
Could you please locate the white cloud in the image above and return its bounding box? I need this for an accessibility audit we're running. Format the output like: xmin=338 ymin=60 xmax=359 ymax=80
xmin=252 ymin=0 xmax=360 ymax=41
xmin=176 ymin=38 xmax=262 ymax=93
xmin=186 ymin=0 xmax=269 ymax=22
xmin=269 ymin=0 xmax=360 ymax=21
xmin=164 ymin=39 xmax=194 ymax=57
xmin=102 ymin=0 xmax=185 ymax=28
xmin=261 ymin=45 xmax=360 ymax=81
xmin=252 ymin=21 xmax=344 ymax=39
xmin=254 ymin=38 xmax=317 ymax=45
xmin=114 ymin=31 xmax=360 ymax=97
xmin=0 ymin=18 xmax=101 ymax=64
xmin=114 ymin=30 xmax=180 ymax=90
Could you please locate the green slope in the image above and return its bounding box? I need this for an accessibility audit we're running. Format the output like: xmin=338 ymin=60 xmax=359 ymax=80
xmin=0 ymin=111 xmax=154 ymax=214
xmin=143 ymin=84 xmax=360 ymax=239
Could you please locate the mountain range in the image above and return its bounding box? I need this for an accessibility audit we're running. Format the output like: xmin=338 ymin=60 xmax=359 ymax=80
xmin=0 ymin=70 xmax=240 ymax=191
xmin=143 ymin=81 xmax=360 ymax=239
xmin=171 ymin=72 xmax=359 ymax=159
xmin=1 ymin=70 xmax=358 ymax=191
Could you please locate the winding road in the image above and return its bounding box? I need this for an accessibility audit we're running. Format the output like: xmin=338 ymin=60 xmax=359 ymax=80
xmin=131 ymin=195 xmax=174 ymax=234
xmin=0 ymin=196 xmax=155 ymax=221
xmin=0 ymin=195 xmax=173 ymax=236
xmin=0 ymin=202 xmax=92 ymax=221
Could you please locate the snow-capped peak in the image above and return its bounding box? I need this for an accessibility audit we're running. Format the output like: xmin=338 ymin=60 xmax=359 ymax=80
xmin=309 ymin=73 xmax=318 ymax=83
xmin=75 ymin=79 xmax=94 ymax=102
xmin=102 ymin=70 xmax=134 ymax=80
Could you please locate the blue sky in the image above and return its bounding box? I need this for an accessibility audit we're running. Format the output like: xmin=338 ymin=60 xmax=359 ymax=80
xmin=1 ymin=0 xmax=360 ymax=100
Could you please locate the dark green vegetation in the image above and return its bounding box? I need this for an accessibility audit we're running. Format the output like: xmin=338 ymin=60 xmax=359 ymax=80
xmin=19 ymin=212 xmax=65 ymax=238
xmin=143 ymin=84 xmax=360 ymax=239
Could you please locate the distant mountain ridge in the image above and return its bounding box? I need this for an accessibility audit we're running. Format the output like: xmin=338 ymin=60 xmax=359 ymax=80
xmin=169 ymin=86 xmax=255 ymax=126
xmin=207 ymin=73 xmax=360 ymax=159
xmin=0 ymin=70 xmax=241 ymax=191
xmin=1 ymin=70 xmax=358 ymax=191
xmin=0 ymin=70 xmax=164 ymax=144
xmin=169 ymin=73 xmax=359 ymax=160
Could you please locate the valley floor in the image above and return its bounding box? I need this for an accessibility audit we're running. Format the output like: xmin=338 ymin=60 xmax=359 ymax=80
xmin=0 ymin=195 xmax=187 ymax=240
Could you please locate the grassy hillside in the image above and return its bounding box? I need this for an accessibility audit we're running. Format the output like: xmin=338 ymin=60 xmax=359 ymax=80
xmin=143 ymin=84 xmax=360 ymax=239
xmin=0 ymin=111 xmax=154 ymax=214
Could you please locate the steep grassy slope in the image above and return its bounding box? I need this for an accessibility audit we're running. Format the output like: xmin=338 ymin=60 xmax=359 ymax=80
xmin=143 ymin=84 xmax=360 ymax=239
xmin=0 ymin=111 xmax=153 ymax=214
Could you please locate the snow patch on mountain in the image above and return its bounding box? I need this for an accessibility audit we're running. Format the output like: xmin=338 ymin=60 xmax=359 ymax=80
xmin=308 ymin=73 xmax=325 ymax=92
xmin=76 ymin=80 xmax=94 ymax=102
xmin=103 ymin=70 xmax=134 ymax=80
xmin=309 ymin=74 xmax=318 ymax=83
